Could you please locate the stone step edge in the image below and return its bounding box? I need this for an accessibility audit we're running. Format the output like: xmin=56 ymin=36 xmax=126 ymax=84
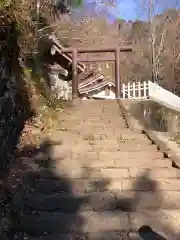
xmin=18 ymin=209 xmax=180 ymax=233
xmin=16 ymin=166 xmax=175 ymax=179
xmin=19 ymin=231 xmax=168 ymax=240
xmin=16 ymin=190 xmax=180 ymax=211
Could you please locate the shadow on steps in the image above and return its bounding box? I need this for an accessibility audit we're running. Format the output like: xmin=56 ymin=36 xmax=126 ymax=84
xmin=5 ymin=137 xmax=180 ymax=239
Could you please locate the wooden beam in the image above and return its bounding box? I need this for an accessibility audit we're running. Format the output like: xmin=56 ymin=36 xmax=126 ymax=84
xmin=61 ymin=46 xmax=132 ymax=54
xmin=77 ymin=56 xmax=115 ymax=62
xmin=72 ymin=49 xmax=78 ymax=99
xmin=115 ymin=47 xmax=121 ymax=98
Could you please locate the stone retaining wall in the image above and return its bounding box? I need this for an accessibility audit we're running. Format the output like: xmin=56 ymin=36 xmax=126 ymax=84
xmin=121 ymin=99 xmax=180 ymax=168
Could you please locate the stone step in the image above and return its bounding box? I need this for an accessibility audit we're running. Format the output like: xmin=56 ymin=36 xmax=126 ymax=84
xmin=31 ymin=158 xmax=171 ymax=178
xmin=121 ymin=178 xmax=180 ymax=191
xmin=72 ymin=141 xmax=120 ymax=152
xmin=86 ymin=178 xmax=180 ymax=192
xmin=115 ymin=190 xmax=180 ymax=210
xmin=24 ymin=178 xmax=73 ymax=194
xmin=21 ymin=166 xmax=130 ymax=180
xmin=60 ymin=118 xmax=126 ymax=125
xmin=59 ymin=139 xmax=157 ymax=152
xmin=98 ymin=150 xmax=164 ymax=162
xmin=57 ymin=128 xmax=150 ymax=142
xmin=60 ymin=156 xmax=170 ymax=169
xmin=28 ymin=140 xmax=158 ymax=163
xmin=21 ymin=174 xmax=180 ymax=195
xmin=20 ymin=189 xmax=180 ymax=212
xmin=18 ymin=210 xmax=180 ymax=235
xmin=60 ymin=122 xmax=126 ymax=130
xmin=21 ymin=178 xmax=109 ymax=194
xmin=19 ymin=211 xmax=129 ymax=235
xmin=59 ymin=131 xmax=150 ymax=143
xmin=89 ymin=140 xmax=157 ymax=152
xmin=118 ymin=132 xmax=150 ymax=141
xmin=114 ymin=158 xmax=170 ymax=168
xmin=53 ymin=131 xmax=151 ymax=146
xmin=66 ymin=112 xmax=106 ymax=118
xmin=18 ymin=167 xmax=179 ymax=181
xmin=67 ymin=143 xmax=94 ymax=152
xmin=19 ymin=231 xmax=170 ymax=240
xmin=88 ymin=117 xmax=125 ymax=124
xmin=74 ymin=108 xmax=121 ymax=116
xmin=71 ymin=151 xmax=166 ymax=168
xmin=129 ymin=168 xmax=180 ymax=179
xmin=83 ymin=133 xmax=152 ymax=143
xmin=21 ymin=232 xmax=136 ymax=240
xmin=89 ymin=131 xmax=149 ymax=141
xmin=76 ymin=126 xmax=128 ymax=134
xmin=81 ymin=125 xmax=128 ymax=132
xmin=84 ymin=122 xmax=127 ymax=128
xmin=76 ymin=123 xmax=126 ymax=129
xmin=18 ymin=192 xmax=115 ymax=212
xmin=117 ymin=143 xmax=157 ymax=152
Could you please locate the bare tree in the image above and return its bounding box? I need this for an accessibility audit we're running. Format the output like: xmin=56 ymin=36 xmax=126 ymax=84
xmin=112 ymin=0 xmax=180 ymax=88
xmin=137 ymin=0 xmax=179 ymax=83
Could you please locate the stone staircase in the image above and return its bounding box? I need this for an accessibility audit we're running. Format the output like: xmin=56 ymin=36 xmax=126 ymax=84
xmin=12 ymin=100 xmax=180 ymax=239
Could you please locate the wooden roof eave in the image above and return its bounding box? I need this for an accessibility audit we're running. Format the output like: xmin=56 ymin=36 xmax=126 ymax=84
xmin=51 ymin=45 xmax=85 ymax=73
xmin=49 ymin=36 xmax=85 ymax=72
xmin=79 ymin=80 xmax=115 ymax=94
xmin=78 ymin=70 xmax=95 ymax=83
xmin=78 ymin=74 xmax=105 ymax=89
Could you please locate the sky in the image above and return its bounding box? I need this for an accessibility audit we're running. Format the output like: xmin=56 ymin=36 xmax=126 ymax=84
xmin=111 ymin=0 xmax=140 ymax=21
xmin=107 ymin=0 xmax=180 ymax=21
xmin=72 ymin=0 xmax=139 ymax=21
xmin=75 ymin=0 xmax=180 ymax=22
xmin=116 ymin=0 xmax=180 ymax=21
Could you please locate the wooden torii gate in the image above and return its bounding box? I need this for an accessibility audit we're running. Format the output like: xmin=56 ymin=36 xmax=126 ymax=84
xmin=61 ymin=47 xmax=132 ymax=99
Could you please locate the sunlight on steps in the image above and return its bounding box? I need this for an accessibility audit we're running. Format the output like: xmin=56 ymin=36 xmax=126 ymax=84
xmin=11 ymin=100 xmax=180 ymax=240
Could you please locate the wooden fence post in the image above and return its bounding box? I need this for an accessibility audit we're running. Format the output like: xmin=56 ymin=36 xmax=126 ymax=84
xmin=72 ymin=49 xmax=78 ymax=99
xmin=115 ymin=48 xmax=121 ymax=98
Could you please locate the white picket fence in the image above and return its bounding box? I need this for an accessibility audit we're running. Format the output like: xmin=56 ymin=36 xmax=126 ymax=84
xmin=122 ymin=81 xmax=180 ymax=112
xmin=122 ymin=81 xmax=149 ymax=99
